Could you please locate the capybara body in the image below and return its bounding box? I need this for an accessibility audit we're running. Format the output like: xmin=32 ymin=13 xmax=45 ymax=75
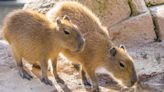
xmin=3 ymin=9 xmax=85 ymax=85
xmin=47 ymin=1 xmax=138 ymax=92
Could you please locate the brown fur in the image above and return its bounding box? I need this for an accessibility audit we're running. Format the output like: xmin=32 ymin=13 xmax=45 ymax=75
xmin=3 ymin=9 xmax=85 ymax=85
xmin=47 ymin=1 xmax=138 ymax=91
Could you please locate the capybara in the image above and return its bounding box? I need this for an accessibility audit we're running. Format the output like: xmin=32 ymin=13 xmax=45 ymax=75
xmin=3 ymin=9 xmax=85 ymax=86
xmin=47 ymin=1 xmax=138 ymax=92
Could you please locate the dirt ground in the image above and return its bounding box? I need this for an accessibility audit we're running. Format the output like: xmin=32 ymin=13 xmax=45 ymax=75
xmin=0 ymin=38 xmax=164 ymax=92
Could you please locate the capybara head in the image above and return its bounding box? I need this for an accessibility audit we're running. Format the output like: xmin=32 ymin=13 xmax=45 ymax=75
xmin=55 ymin=15 xmax=85 ymax=52
xmin=104 ymin=45 xmax=138 ymax=87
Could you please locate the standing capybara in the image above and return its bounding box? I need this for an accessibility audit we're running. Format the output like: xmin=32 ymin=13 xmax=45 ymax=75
xmin=3 ymin=9 xmax=85 ymax=86
xmin=47 ymin=1 xmax=138 ymax=92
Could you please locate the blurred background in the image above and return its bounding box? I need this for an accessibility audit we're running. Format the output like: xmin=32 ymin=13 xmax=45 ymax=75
xmin=0 ymin=0 xmax=32 ymax=27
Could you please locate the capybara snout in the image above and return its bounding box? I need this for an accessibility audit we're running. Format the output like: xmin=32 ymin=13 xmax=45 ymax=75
xmin=130 ymin=70 xmax=138 ymax=86
xmin=75 ymin=34 xmax=85 ymax=52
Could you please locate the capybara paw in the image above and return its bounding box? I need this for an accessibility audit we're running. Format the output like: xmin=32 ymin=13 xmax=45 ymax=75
xmin=84 ymin=81 xmax=91 ymax=87
xmin=19 ymin=70 xmax=33 ymax=80
xmin=41 ymin=77 xmax=53 ymax=86
xmin=56 ymin=78 xmax=65 ymax=84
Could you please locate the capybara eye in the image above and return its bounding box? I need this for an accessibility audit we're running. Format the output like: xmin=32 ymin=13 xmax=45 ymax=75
xmin=119 ymin=61 xmax=125 ymax=68
xmin=64 ymin=29 xmax=70 ymax=35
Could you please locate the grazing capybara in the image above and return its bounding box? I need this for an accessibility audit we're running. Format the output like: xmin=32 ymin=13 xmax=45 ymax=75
xmin=3 ymin=9 xmax=85 ymax=86
xmin=47 ymin=1 xmax=138 ymax=92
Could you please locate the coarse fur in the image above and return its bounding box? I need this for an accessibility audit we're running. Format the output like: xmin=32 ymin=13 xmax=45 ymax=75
xmin=3 ymin=9 xmax=85 ymax=86
xmin=47 ymin=1 xmax=138 ymax=92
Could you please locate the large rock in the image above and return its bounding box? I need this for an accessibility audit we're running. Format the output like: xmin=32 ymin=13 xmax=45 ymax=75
xmin=109 ymin=12 xmax=156 ymax=48
xmin=145 ymin=0 xmax=164 ymax=6
xmin=150 ymin=5 xmax=164 ymax=40
xmin=79 ymin=0 xmax=131 ymax=27
xmin=23 ymin=0 xmax=55 ymax=14
xmin=128 ymin=41 xmax=164 ymax=75
xmin=129 ymin=0 xmax=148 ymax=16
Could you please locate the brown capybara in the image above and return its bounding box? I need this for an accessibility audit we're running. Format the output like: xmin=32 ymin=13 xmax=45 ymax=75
xmin=3 ymin=9 xmax=85 ymax=86
xmin=47 ymin=1 xmax=138 ymax=92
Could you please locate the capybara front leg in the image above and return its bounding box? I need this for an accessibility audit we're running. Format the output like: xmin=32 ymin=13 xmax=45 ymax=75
xmin=40 ymin=60 xmax=53 ymax=86
xmin=13 ymin=50 xmax=33 ymax=80
xmin=52 ymin=58 xmax=65 ymax=84
xmin=83 ymin=66 xmax=99 ymax=92
xmin=81 ymin=69 xmax=91 ymax=87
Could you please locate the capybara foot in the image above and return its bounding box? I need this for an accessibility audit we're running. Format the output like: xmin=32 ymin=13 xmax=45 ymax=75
xmin=19 ymin=69 xmax=33 ymax=80
xmin=84 ymin=81 xmax=91 ymax=87
xmin=41 ymin=77 xmax=53 ymax=86
xmin=56 ymin=77 xmax=65 ymax=84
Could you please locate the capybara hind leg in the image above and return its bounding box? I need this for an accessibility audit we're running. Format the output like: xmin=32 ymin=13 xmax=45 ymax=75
xmin=83 ymin=66 xmax=99 ymax=92
xmin=52 ymin=58 xmax=65 ymax=84
xmin=40 ymin=60 xmax=53 ymax=86
xmin=13 ymin=52 xmax=33 ymax=80
xmin=81 ymin=69 xmax=91 ymax=87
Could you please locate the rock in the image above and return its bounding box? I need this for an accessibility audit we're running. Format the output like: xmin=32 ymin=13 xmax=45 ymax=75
xmin=79 ymin=0 xmax=131 ymax=27
xmin=128 ymin=0 xmax=148 ymax=16
xmin=109 ymin=12 xmax=156 ymax=48
xmin=23 ymin=0 xmax=56 ymax=14
xmin=0 ymin=40 xmax=14 ymax=66
xmin=129 ymin=41 xmax=164 ymax=75
xmin=150 ymin=5 xmax=164 ymax=40
xmin=145 ymin=0 xmax=164 ymax=6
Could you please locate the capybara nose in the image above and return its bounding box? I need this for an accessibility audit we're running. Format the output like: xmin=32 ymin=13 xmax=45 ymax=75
xmin=131 ymin=74 xmax=138 ymax=86
xmin=76 ymin=36 xmax=85 ymax=52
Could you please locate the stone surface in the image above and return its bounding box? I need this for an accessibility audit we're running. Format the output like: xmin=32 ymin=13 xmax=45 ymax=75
xmin=150 ymin=5 xmax=164 ymax=40
xmin=145 ymin=0 xmax=164 ymax=6
xmin=79 ymin=0 xmax=131 ymax=27
xmin=128 ymin=41 xmax=164 ymax=75
xmin=23 ymin=0 xmax=55 ymax=14
xmin=109 ymin=12 xmax=156 ymax=47
xmin=129 ymin=0 xmax=148 ymax=16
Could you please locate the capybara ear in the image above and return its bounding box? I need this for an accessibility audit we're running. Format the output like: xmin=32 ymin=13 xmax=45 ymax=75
xmin=63 ymin=15 xmax=71 ymax=22
xmin=119 ymin=45 xmax=126 ymax=52
xmin=110 ymin=47 xmax=117 ymax=56
xmin=56 ymin=17 xmax=62 ymax=25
